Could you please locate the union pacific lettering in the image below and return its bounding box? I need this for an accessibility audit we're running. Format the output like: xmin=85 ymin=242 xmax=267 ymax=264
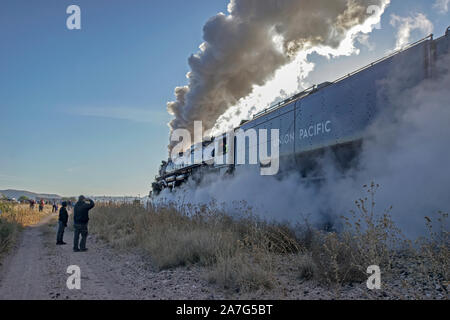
xmin=299 ymin=121 xmax=331 ymax=139
xmin=278 ymin=121 xmax=332 ymax=145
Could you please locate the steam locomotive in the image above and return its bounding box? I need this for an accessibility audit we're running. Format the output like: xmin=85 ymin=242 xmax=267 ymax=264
xmin=151 ymin=27 xmax=450 ymax=196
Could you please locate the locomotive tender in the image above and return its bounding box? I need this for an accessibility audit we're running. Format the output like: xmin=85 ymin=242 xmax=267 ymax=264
xmin=151 ymin=27 xmax=450 ymax=196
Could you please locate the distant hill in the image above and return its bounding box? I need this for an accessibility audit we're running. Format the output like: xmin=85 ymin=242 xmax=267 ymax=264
xmin=0 ymin=189 xmax=61 ymax=200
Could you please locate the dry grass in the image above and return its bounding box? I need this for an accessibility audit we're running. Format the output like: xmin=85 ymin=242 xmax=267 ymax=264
xmin=414 ymin=212 xmax=449 ymax=290
xmin=303 ymin=183 xmax=406 ymax=285
xmin=294 ymin=253 xmax=317 ymax=281
xmin=0 ymin=217 xmax=19 ymax=256
xmin=89 ymin=183 xmax=449 ymax=295
xmin=90 ymin=202 xmax=292 ymax=291
xmin=1 ymin=203 xmax=52 ymax=227
xmin=0 ymin=201 xmax=53 ymax=255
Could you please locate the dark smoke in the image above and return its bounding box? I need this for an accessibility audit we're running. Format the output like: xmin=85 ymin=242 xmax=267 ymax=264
xmin=167 ymin=0 xmax=390 ymax=152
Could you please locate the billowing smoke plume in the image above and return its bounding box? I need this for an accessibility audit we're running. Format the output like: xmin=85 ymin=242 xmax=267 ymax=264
xmin=159 ymin=53 xmax=450 ymax=239
xmin=167 ymin=0 xmax=390 ymax=152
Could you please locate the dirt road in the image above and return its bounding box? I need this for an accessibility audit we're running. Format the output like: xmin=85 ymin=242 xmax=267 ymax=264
xmin=0 ymin=213 xmax=222 ymax=300
xmin=0 ymin=214 xmax=56 ymax=299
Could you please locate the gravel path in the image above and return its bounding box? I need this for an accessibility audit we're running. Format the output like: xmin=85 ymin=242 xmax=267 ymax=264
xmin=0 ymin=213 xmax=222 ymax=300
xmin=0 ymin=214 xmax=56 ymax=299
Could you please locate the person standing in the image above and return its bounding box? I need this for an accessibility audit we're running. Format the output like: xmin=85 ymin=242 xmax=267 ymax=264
xmin=56 ymin=201 xmax=68 ymax=245
xmin=73 ymin=195 xmax=95 ymax=252
xmin=38 ymin=199 xmax=44 ymax=212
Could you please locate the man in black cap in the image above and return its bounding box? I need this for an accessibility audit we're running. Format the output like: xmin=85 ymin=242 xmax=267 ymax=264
xmin=73 ymin=195 xmax=95 ymax=252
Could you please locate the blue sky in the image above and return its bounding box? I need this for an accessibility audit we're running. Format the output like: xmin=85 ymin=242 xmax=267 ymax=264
xmin=0 ymin=0 xmax=448 ymax=196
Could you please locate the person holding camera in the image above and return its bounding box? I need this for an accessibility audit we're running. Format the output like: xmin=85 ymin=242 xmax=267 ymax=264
xmin=73 ymin=195 xmax=95 ymax=252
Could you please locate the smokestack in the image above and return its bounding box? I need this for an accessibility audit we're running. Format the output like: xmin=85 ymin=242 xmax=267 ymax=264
xmin=167 ymin=0 xmax=390 ymax=153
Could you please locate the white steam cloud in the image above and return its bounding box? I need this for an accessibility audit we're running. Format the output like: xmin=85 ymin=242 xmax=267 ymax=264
xmin=433 ymin=0 xmax=450 ymax=14
xmin=158 ymin=54 xmax=450 ymax=239
xmin=167 ymin=0 xmax=390 ymax=151
xmin=390 ymin=13 xmax=434 ymax=50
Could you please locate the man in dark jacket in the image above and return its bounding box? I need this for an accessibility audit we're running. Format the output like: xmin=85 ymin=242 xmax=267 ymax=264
xmin=73 ymin=195 xmax=95 ymax=252
xmin=56 ymin=201 xmax=69 ymax=245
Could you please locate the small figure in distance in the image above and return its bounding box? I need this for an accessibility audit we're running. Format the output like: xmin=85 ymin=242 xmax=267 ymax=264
xmin=38 ymin=199 xmax=44 ymax=212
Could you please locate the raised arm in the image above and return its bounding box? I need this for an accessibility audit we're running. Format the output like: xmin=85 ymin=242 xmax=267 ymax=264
xmin=83 ymin=199 xmax=95 ymax=210
xmin=87 ymin=199 xmax=95 ymax=209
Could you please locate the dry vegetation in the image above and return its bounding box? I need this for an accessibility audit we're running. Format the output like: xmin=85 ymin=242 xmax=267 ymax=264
xmin=90 ymin=183 xmax=449 ymax=298
xmin=0 ymin=202 xmax=53 ymax=256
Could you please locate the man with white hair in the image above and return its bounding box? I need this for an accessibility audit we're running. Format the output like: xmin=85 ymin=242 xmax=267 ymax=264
xmin=73 ymin=195 xmax=95 ymax=252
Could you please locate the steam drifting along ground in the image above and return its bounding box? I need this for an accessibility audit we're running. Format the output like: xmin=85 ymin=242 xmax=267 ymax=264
xmin=167 ymin=0 xmax=390 ymax=151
